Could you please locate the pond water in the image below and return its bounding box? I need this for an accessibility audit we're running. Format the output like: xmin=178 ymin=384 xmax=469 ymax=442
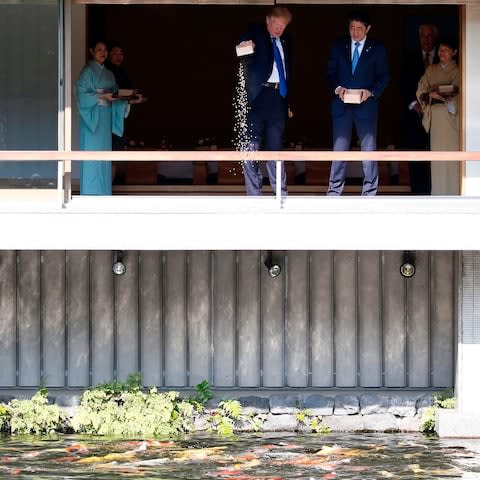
xmin=1 ymin=432 xmax=479 ymax=479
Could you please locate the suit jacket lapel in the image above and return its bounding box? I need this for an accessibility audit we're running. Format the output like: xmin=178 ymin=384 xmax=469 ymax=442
xmin=354 ymin=38 xmax=372 ymax=73
xmin=345 ymin=39 xmax=351 ymax=65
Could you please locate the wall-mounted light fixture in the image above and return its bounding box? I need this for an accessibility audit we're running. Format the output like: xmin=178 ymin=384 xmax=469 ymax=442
xmin=400 ymin=251 xmax=416 ymax=278
xmin=112 ymin=250 xmax=126 ymax=276
xmin=264 ymin=251 xmax=281 ymax=278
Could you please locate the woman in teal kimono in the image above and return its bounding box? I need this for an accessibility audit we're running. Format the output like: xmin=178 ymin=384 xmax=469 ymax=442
xmin=77 ymin=40 xmax=127 ymax=195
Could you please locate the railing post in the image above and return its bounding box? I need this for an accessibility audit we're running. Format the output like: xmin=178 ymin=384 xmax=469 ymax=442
xmin=64 ymin=159 xmax=72 ymax=205
xmin=276 ymin=160 xmax=282 ymax=208
xmin=57 ymin=160 xmax=64 ymax=207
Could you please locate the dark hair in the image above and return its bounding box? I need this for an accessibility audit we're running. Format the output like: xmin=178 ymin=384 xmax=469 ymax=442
xmin=438 ymin=36 xmax=458 ymax=51
xmin=89 ymin=39 xmax=107 ymax=51
xmin=347 ymin=10 xmax=371 ymax=28
xmin=108 ymin=40 xmax=124 ymax=52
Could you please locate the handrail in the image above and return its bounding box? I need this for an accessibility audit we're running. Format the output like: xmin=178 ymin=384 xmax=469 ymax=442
xmin=0 ymin=150 xmax=479 ymax=161
xmin=1 ymin=150 xmax=479 ymax=208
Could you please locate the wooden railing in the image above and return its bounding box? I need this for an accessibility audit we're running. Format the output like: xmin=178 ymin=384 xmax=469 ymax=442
xmin=0 ymin=150 xmax=479 ymax=207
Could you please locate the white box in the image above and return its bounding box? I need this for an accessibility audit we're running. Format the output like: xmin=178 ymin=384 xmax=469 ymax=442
xmin=343 ymin=89 xmax=362 ymax=104
xmin=438 ymin=84 xmax=455 ymax=95
xmin=236 ymin=42 xmax=254 ymax=57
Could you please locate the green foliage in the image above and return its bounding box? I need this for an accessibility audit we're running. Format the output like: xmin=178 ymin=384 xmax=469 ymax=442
xmin=9 ymin=390 xmax=66 ymax=435
xmin=192 ymin=380 xmax=214 ymax=405
xmin=72 ymin=387 xmax=194 ymax=436
xmin=0 ymin=404 xmax=11 ymax=432
xmin=434 ymin=388 xmax=456 ymax=409
xmin=310 ymin=417 xmax=331 ymax=434
xmin=420 ymin=389 xmax=456 ymax=435
xmin=419 ymin=406 xmax=437 ymax=434
xmin=296 ymin=409 xmax=330 ymax=434
xmin=437 ymin=397 xmax=456 ymax=409
xmin=92 ymin=372 xmax=143 ymax=397
xmin=207 ymin=399 xmax=244 ymax=436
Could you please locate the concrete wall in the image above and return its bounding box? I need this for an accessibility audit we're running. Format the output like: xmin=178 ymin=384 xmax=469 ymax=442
xmin=0 ymin=250 xmax=456 ymax=390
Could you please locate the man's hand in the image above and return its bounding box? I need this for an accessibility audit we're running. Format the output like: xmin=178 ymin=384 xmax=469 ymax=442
xmin=237 ymin=40 xmax=255 ymax=48
xmin=335 ymin=86 xmax=346 ymax=101
xmin=129 ymin=94 xmax=146 ymax=105
xmin=360 ymin=89 xmax=372 ymax=103
xmin=288 ymin=108 xmax=293 ymax=119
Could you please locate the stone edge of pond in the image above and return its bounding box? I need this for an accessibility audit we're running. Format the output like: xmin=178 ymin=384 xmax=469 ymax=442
xmin=16 ymin=391 xmax=433 ymax=433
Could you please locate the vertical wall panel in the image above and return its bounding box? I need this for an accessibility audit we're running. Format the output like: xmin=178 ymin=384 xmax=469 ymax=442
xmin=262 ymin=252 xmax=285 ymax=387
xmin=42 ymin=251 xmax=65 ymax=387
xmin=17 ymin=251 xmax=41 ymax=386
xmin=213 ymin=251 xmax=236 ymax=386
xmin=66 ymin=251 xmax=89 ymax=387
xmin=0 ymin=251 xmax=16 ymax=386
xmin=431 ymin=251 xmax=455 ymax=387
xmin=115 ymin=251 xmax=139 ymax=381
xmin=358 ymin=251 xmax=382 ymax=387
xmin=139 ymin=251 xmax=162 ymax=387
xmin=90 ymin=251 xmax=114 ymax=385
xmin=164 ymin=252 xmax=187 ymax=386
xmin=237 ymin=251 xmax=261 ymax=387
xmin=384 ymin=251 xmax=407 ymax=387
xmin=188 ymin=251 xmax=211 ymax=386
xmin=334 ymin=251 xmax=357 ymax=387
xmin=407 ymin=251 xmax=430 ymax=387
xmin=286 ymin=251 xmax=308 ymax=387
xmin=310 ymin=251 xmax=334 ymax=387
xmin=2 ymin=250 xmax=456 ymax=390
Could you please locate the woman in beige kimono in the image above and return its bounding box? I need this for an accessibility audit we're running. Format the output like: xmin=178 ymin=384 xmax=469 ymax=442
xmin=416 ymin=39 xmax=459 ymax=195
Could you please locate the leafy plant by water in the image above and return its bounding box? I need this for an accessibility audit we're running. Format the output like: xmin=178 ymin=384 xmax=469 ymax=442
xmin=296 ymin=409 xmax=331 ymax=434
xmin=0 ymin=403 xmax=10 ymax=432
xmin=92 ymin=372 xmax=143 ymax=397
xmin=420 ymin=388 xmax=456 ymax=435
xmin=8 ymin=391 xmax=66 ymax=435
xmin=190 ymin=380 xmax=214 ymax=406
xmin=72 ymin=388 xmax=194 ymax=436
xmin=207 ymin=399 xmax=243 ymax=436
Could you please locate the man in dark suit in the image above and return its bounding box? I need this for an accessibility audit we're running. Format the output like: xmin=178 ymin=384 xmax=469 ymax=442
xmin=327 ymin=10 xmax=390 ymax=196
xmin=401 ymin=23 xmax=439 ymax=195
xmin=236 ymin=6 xmax=292 ymax=196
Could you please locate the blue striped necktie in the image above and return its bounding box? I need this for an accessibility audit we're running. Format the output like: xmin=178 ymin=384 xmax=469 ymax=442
xmin=352 ymin=41 xmax=360 ymax=74
xmin=272 ymin=38 xmax=287 ymax=98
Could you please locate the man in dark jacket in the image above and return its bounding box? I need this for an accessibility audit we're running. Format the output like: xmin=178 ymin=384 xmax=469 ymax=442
xmin=401 ymin=23 xmax=439 ymax=195
xmin=236 ymin=6 xmax=292 ymax=196
xmin=327 ymin=10 xmax=390 ymax=196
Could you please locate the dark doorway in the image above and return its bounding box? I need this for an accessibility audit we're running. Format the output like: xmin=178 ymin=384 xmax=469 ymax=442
xmin=87 ymin=4 xmax=458 ymax=189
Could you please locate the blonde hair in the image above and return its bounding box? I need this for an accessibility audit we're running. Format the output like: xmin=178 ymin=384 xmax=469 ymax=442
xmin=268 ymin=6 xmax=292 ymax=24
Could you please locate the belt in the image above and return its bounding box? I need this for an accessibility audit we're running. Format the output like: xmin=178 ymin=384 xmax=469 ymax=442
xmin=262 ymin=82 xmax=280 ymax=89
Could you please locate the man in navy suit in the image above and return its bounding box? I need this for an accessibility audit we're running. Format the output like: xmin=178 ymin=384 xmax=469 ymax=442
xmin=401 ymin=23 xmax=439 ymax=195
xmin=327 ymin=10 xmax=390 ymax=196
xmin=236 ymin=6 xmax=292 ymax=196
